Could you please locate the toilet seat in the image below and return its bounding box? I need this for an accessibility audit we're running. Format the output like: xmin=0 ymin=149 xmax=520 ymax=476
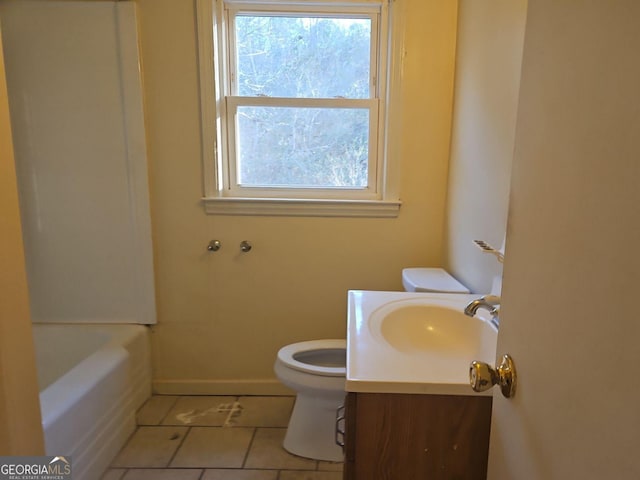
xmin=277 ymin=339 xmax=346 ymax=377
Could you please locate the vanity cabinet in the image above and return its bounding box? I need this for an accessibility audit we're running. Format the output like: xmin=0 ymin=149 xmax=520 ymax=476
xmin=343 ymin=392 xmax=492 ymax=480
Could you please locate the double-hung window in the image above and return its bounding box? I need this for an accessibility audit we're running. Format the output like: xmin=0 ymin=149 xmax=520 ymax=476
xmin=197 ymin=0 xmax=400 ymax=216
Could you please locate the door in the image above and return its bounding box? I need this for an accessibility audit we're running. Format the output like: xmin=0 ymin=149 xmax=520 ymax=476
xmin=487 ymin=1 xmax=640 ymax=478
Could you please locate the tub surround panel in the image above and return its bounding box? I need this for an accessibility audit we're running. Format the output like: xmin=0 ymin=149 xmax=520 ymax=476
xmin=0 ymin=0 xmax=156 ymax=325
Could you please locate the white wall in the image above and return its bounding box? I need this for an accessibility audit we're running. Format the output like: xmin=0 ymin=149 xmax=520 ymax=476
xmin=445 ymin=0 xmax=528 ymax=293
xmin=136 ymin=0 xmax=460 ymax=394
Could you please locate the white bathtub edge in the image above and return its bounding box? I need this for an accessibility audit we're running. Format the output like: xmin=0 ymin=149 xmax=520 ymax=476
xmin=35 ymin=324 xmax=151 ymax=480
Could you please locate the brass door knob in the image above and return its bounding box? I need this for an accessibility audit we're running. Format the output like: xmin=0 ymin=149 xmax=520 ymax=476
xmin=469 ymin=354 xmax=517 ymax=398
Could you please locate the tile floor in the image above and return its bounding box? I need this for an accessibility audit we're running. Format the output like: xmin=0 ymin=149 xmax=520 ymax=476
xmin=102 ymin=395 xmax=343 ymax=480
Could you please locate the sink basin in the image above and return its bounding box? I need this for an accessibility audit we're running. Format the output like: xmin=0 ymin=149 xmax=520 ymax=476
xmin=375 ymin=304 xmax=490 ymax=354
xmin=347 ymin=291 xmax=498 ymax=395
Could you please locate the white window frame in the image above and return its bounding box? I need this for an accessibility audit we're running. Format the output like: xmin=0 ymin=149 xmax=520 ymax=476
xmin=196 ymin=0 xmax=401 ymax=217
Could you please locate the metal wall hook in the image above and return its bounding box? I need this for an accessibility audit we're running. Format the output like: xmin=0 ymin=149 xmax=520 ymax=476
xmin=207 ymin=240 xmax=221 ymax=252
xmin=240 ymin=240 xmax=252 ymax=252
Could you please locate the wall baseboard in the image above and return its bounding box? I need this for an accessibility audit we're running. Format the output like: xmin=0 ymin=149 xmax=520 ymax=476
xmin=153 ymin=379 xmax=294 ymax=396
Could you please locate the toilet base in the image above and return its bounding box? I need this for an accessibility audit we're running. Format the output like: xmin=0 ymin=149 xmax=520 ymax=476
xmin=283 ymin=391 xmax=345 ymax=462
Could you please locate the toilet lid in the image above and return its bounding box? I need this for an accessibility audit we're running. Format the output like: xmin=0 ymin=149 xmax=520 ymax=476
xmin=277 ymin=339 xmax=346 ymax=377
xmin=403 ymin=267 xmax=470 ymax=293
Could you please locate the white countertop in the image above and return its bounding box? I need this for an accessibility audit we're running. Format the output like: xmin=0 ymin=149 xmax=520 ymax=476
xmin=346 ymin=290 xmax=498 ymax=396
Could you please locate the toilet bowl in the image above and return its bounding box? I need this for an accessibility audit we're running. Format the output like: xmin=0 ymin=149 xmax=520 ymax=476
xmin=274 ymin=268 xmax=468 ymax=462
xmin=274 ymin=339 xmax=346 ymax=462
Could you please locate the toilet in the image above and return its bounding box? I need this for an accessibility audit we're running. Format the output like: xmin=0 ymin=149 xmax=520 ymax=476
xmin=274 ymin=339 xmax=346 ymax=461
xmin=273 ymin=268 xmax=468 ymax=462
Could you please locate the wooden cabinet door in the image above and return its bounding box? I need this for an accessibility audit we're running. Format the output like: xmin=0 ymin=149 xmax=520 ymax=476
xmin=345 ymin=392 xmax=492 ymax=480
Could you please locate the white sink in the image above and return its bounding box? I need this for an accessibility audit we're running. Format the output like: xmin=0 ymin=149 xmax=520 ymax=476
xmin=347 ymin=291 xmax=498 ymax=395
xmin=378 ymin=305 xmax=485 ymax=352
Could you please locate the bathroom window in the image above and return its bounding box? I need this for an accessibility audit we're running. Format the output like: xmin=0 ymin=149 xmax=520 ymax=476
xmin=196 ymin=0 xmax=401 ymax=216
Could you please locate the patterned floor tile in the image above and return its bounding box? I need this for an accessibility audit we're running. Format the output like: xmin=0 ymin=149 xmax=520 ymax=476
xmin=111 ymin=426 xmax=188 ymax=468
xmin=170 ymin=427 xmax=254 ymax=468
xmin=202 ymin=469 xmax=279 ymax=479
xmin=101 ymin=468 xmax=127 ymax=480
xmin=162 ymin=396 xmax=238 ymax=426
xmin=244 ymin=428 xmax=316 ymax=470
xmin=122 ymin=469 xmax=203 ymax=480
xmin=136 ymin=395 xmax=179 ymax=425
xmin=232 ymin=396 xmax=295 ymax=427
xmin=279 ymin=472 xmax=343 ymax=480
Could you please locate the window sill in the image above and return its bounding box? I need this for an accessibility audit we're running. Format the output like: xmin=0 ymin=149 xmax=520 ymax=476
xmin=202 ymin=197 xmax=401 ymax=217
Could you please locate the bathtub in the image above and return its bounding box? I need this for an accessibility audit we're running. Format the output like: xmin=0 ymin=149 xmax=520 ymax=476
xmin=32 ymin=323 xmax=152 ymax=480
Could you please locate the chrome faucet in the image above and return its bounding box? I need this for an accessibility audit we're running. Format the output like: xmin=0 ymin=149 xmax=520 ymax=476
xmin=464 ymin=295 xmax=501 ymax=328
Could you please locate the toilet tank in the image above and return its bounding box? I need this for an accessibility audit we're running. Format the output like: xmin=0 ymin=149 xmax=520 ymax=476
xmin=402 ymin=268 xmax=470 ymax=293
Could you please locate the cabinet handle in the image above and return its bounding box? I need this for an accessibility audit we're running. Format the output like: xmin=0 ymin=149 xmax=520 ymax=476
xmin=335 ymin=405 xmax=345 ymax=449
